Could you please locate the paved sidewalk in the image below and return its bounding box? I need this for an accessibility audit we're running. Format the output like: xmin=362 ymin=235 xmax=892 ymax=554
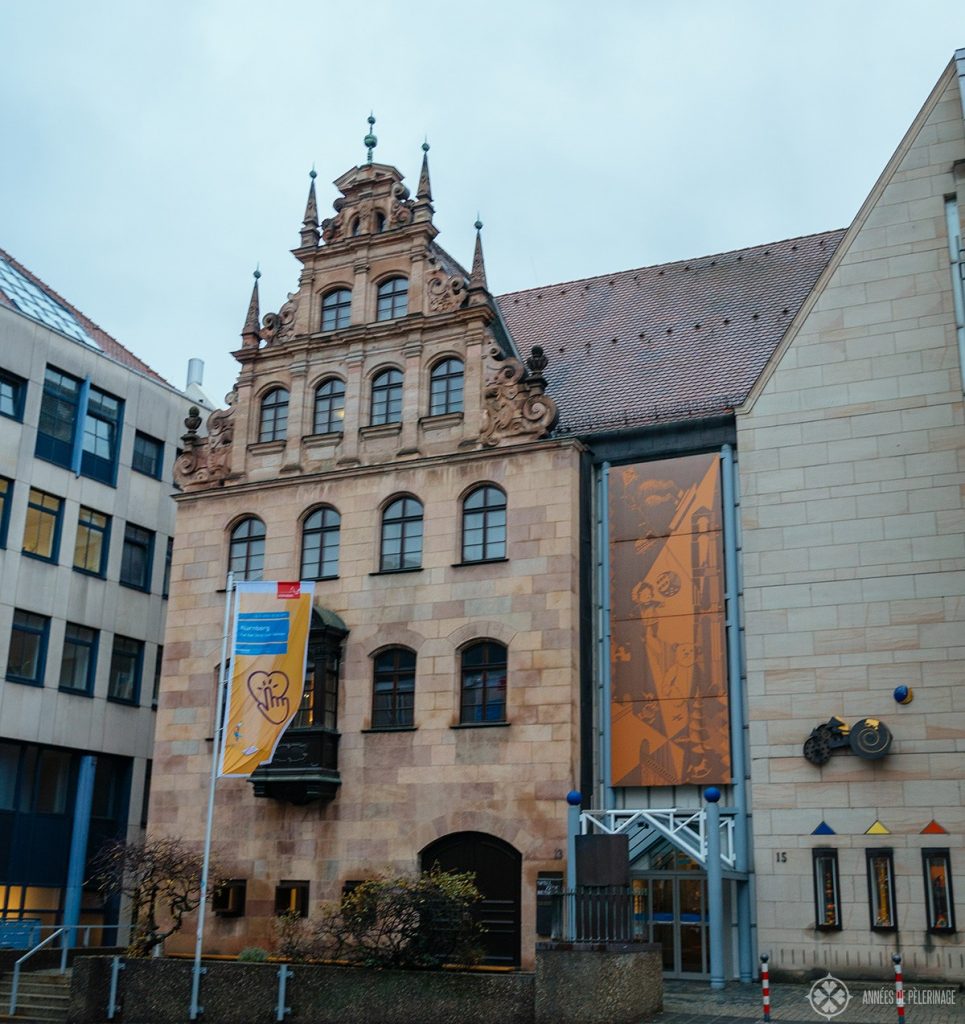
xmin=652 ymin=978 xmax=962 ymax=1024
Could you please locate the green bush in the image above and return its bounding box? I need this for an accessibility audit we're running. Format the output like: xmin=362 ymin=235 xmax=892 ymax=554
xmin=237 ymin=947 xmax=268 ymax=962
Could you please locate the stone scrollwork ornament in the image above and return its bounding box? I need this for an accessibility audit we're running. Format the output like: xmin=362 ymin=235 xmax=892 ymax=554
xmin=260 ymin=293 xmax=298 ymax=345
xmin=173 ymin=395 xmax=236 ymax=489
xmin=427 ymin=272 xmax=468 ymax=313
xmin=480 ymin=344 xmax=558 ymax=446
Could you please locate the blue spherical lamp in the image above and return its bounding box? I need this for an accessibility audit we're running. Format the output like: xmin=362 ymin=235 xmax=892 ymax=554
xmin=704 ymin=786 xmax=722 ymax=803
xmin=893 ymin=685 xmax=913 ymax=705
xmin=566 ymin=790 xmax=582 ymax=807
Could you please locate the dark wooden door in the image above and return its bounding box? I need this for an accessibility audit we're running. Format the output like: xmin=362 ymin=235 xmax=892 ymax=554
xmin=421 ymin=831 xmax=521 ymax=967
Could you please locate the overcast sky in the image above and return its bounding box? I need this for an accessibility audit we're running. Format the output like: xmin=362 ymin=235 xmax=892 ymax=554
xmin=2 ymin=2 xmax=963 ymax=404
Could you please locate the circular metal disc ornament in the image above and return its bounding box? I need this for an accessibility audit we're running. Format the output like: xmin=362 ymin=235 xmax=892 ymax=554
xmin=849 ymin=719 xmax=892 ymax=759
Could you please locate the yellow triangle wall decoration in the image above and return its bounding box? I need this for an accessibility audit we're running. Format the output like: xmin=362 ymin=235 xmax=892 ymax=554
xmin=865 ymin=820 xmax=891 ymax=835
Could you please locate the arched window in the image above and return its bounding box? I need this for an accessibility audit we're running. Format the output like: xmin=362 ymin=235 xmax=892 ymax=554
xmin=462 ymin=486 xmax=507 ymax=562
xmin=370 ymin=368 xmax=403 ymax=425
xmin=313 ymin=378 xmax=345 ymax=434
xmin=372 ymin=647 xmax=416 ymax=728
xmin=380 ymin=496 xmax=423 ymax=571
xmin=460 ymin=641 xmax=507 ymax=723
xmin=321 ymin=288 xmax=352 ymax=332
xmin=229 ymin=517 xmax=265 ymax=581
xmin=259 ymin=388 xmax=289 ymax=443
xmin=301 ymin=506 xmax=340 ymax=579
xmin=429 ymin=358 xmax=464 ymax=416
xmin=376 ymin=277 xmax=408 ymax=321
xmin=374 ymin=211 xmax=386 ymax=233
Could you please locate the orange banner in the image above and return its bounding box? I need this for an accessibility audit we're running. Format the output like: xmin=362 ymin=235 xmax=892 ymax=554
xmin=609 ymin=454 xmax=731 ymax=787
xmin=219 ymin=581 xmax=315 ymax=777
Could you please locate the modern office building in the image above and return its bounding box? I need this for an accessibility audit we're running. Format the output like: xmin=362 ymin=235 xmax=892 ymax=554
xmin=0 ymin=249 xmax=194 ymax=941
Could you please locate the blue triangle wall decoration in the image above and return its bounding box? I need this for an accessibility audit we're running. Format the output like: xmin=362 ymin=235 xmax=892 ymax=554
xmin=812 ymin=821 xmax=836 ymax=835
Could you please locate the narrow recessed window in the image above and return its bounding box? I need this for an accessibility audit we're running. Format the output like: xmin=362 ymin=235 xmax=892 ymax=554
xmin=59 ymin=623 xmax=98 ymax=696
xmin=866 ymin=849 xmax=896 ymax=931
xmin=35 ymin=366 xmax=80 ymax=468
xmin=301 ymin=507 xmax=340 ymax=579
xmin=0 ymin=369 xmax=26 ymax=422
xmin=6 ymin=610 xmax=51 ymax=686
xmin=372 ymin=648 xmax=416 ymax=728
xmin=74 ymin=506 xmax=110 ymax=577
xmin=460 ymin=641 xmax=507 ymax=724
xmin=0 ymin=477 xmax=13 ymax=549
xmin=380 ymin=497 xmax=423 ymax=571
xmin=120 ymin=523 xmax=155 ymax=592
xmin=813 ymin=848 xmax=841 ymax=930
xmin=462 ymin=485 xmax=506 ymax=563
xmin=259 ymin=388 xmax=289 ymax=442
xmin=375 ymin=211 xmax=386 ymax=233
xmin=214 ymin=880 xmax=247 ymax=918
xmin=321 ymin=289 xmax=352 ymax=332
xmin=82 ymin=386 xmax=123 ymax=484
xmin=229 ymin=517 xmax=265 ymax=581
xmin=370 ymin=369 xmax=403 ymax=425
xmin=922 ymin=848 xmax=956 ymax=933
xmin=350 ymin=216 xmax=361 ymax=237
xmin=23 ymin=488 xmax=63 ymax=563
xmin=429 ymin=358 xmax=464 ymax=416
xmin=313 ymin=378 xmax=345 ymax=434
xmin=132 ymin=431 xmax=164 ymax=478
xmin=275 ymin=880 xmax=309 ymax=917
xmin=162 ymin=537 xmax=173 ymax=598
xmin=152 ymin=645 xmax=164 ymax=708
xmin=108 ymin=635 xmax=144 ymax=704
xmin=376 ymin=277 xmax=408 ymax=321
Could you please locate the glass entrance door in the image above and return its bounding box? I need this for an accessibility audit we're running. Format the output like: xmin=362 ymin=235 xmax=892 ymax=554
xmin=632 ymin=874 xmax=708 ymax=977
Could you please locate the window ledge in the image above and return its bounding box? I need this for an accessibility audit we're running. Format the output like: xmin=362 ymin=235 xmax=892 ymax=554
xmin=59 ymin=687 xmax=94 ymax=698
xmin=451 ymin=721 xmax=510 ymax=730
xmin=248 ymin=439 xmax=286 ymax=454
xmin=420 ymin=412 xmax=463 ymax=432
xmin=5 ymin=675 xmax=43 ymax=688
xmin=360 ymin=422 xmax=402 ymax=439
xmin=73 ymin=567 xmax=106 ymax=580
xmin=362 ymin=726 xmax=418 ymax=734
xmin=119 ymin=580 xmax=151 ymax=594
xmin=304 ymin=431 xmax=343 ymax=445
xmin=451 ymin=557 xmax=509 ymax=568
xmin=369 ymin=567 xmax=423 ymax=577
xmin=107 ymin=696 xmax=141 ymax=708
xmin=22 ymin=550 xmax=58 ymax=565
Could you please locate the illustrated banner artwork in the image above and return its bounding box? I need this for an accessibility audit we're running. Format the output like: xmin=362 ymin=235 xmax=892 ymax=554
xmin=219 ymin=581 xmax=315 ymax=777
xmin=609 ymin=453 xmax=731 ymax=787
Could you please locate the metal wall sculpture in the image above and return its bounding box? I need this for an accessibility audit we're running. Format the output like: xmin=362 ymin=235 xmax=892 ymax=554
xmin=609 ymin=453 xmax=731 ymax=786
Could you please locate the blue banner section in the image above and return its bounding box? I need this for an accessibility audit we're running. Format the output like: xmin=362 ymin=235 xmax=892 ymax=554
xmin=235 ymin=611 xmax=290 ymax=655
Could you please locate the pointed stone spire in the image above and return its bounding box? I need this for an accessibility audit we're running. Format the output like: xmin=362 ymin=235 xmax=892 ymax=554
xmin=469 ymin=218 xmax=488 ymax=291
xmin=417 ymin=140 xmax=432 ymax=201
xmin=241 ymin=268 xmax=261 ymax=348
xmin=300 ymin=168 xmax=319 ymax=247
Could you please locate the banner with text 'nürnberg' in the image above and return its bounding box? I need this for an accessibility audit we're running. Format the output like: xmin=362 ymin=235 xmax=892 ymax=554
xmin=219 ymin=581 xmax=315 ymax=777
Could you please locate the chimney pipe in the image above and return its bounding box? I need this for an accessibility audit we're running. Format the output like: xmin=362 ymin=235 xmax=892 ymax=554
xmin=186 ymin=358 xmax=204 ymax=390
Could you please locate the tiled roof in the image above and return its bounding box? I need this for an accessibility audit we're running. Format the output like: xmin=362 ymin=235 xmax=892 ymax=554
xmin=0 ymin=247 xmax=169 ymax=385
xmin=497 ymin=229 xmax=846 ymax=434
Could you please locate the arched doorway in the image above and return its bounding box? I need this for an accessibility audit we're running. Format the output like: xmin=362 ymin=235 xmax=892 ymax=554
xmin=420 ymin=831 xmax=521 ymax=967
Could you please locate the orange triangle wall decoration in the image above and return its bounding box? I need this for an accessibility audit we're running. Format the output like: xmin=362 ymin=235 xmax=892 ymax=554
xmin=921 ymin=820 xmax=948 ymax=835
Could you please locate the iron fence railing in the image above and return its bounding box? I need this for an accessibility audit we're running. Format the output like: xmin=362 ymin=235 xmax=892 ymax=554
xmin=548 ymin=888 xmax=643 ymax=943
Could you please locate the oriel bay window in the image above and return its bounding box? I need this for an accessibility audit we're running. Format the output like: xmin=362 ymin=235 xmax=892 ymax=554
xmin=81 ymin=386 xmax=122 ymax=484
xmin=812 ymin=848 xmax=841 ymax=930
xmin=922 ymin=849 xmax=956 ymax=933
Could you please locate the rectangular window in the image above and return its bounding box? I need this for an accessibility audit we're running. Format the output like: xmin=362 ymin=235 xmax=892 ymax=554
xmin=0 ymin=368 xmax=26 ymax=421
xmin=34 ymin=749 xmax=71 ymax=814
xmin=162 ymin=537 xmax=173 ymax=598
xmin=140 ymin=759 xmax=152 ymax=828
xmin=213 ymin=880 xmax=247 ymax=918
xmin=81 ymin=386 xmax=123 ymax=484
xmin=866 ymin=848 xmax=896 ymax=931
xmin=274 ymin=881 xmax=309 ymax=918
xmin=23 ymin=488 xmax=63 ymax=562
xmin=922 ymin=849 xmax=956 ymax=933
xmin=59 ymin=623 xmax=98 ymax=696
xmin=0 ymin=477 xmax=12 ymax=548
xmin=108 ymin=635 xmax=144 ymax=704
xmin=120 ymin=523 xmax=155 ymax=592
xmin=0 ymin=742 xmax=20 ymax=810
xmin=132 ymin=431 xmax=163 ymax=479
xmin=152 ymin=646 xmax=164 ymax=709
xmin=7 ymin=610 xmax=51 ymax=686
xmin=73 ymin=506 xmax=110 ymax=576
xmin=813 ymin=848 xmax=841 ymax=930
xmin=35 ymin=366 xmax=80 ymax=468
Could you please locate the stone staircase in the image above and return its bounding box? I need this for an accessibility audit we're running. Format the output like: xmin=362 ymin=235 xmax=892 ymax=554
xmin=0 ymin=969 xmax=70 ymax=1024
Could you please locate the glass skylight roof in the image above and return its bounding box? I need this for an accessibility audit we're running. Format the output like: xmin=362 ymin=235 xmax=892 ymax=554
xmin=0 ymin=257 xmax=102 ymax=350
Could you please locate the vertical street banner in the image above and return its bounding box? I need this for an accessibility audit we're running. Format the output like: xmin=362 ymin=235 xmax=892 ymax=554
xmin=609 ymin=453 xmax=731 ymax=787
xmin=219 ymin=581 xmax=315 ymax=777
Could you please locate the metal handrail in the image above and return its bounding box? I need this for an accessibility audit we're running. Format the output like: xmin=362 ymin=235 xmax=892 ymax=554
xmin=9 ymin=927 xmax=64 ymax=1016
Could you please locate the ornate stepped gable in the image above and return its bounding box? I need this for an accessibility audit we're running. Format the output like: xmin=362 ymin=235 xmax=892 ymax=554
xmin=173 ymin=130 xmax=559 ymax=491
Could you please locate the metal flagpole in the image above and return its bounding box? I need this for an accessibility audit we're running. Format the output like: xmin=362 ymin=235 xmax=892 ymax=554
xmin=190 ymin=572 xmax=235 ymax=1020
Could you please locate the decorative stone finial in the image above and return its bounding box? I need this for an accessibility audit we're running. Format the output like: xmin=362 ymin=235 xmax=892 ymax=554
xmin=364 ymin=113 xmax=377 ymax=164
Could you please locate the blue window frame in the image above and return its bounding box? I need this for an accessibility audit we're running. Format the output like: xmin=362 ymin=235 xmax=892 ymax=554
xmin=120 ymin=523 xmax=155 ymax=592
xmin=6 ymin=610 xmax=50 ymax=686
xmin=132 ymin=431 xmax=163 ymax=479
xmin=59 ymin=623 xmax=99 ymax=696
xmin=35 ymin=367 xmax=81 ymax=468
xmin=73 ymin=506 xmax=111 ymax=577
xmin=0 ymin=477 xmax=12 ymax=549
xmin=22 ymin=488 xmax=63 ymax=563
xmin=0 ymin=368 xmax=26 ymax=422
xmin=81 ymin=386 xmax=123 ymax=485
xmin=108 ymin=635 xmax=144 ymax=705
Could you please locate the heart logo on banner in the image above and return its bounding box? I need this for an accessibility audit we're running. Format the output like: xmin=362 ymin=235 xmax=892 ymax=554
xmin=247 ymin=671 xmax=291 ymax=724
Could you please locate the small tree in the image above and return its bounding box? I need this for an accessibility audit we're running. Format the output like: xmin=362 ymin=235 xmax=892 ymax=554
xmin=91 ymin=837 xmax=222 ymax=957
xmin=313 ymin=868 xmax=485 ymax=969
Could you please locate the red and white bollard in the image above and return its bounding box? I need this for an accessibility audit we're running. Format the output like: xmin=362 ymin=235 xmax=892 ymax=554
xmin=892 ymin=954 xmax=904 ymax=1023
xmin=760 ymin=954 xmax=771 ymax=1023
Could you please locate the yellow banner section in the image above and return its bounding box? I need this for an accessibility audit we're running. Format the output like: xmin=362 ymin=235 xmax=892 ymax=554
xmin=219 ymin=581 xmax=315 ymax=777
